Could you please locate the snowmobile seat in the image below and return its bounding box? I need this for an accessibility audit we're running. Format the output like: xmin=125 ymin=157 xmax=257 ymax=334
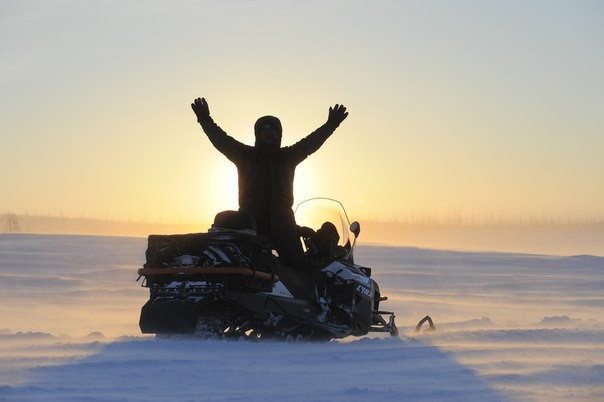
xmin=211 ymin=210 xmax=257 ymax=234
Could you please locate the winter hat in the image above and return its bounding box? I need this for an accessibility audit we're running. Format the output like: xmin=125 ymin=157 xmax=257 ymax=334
xmin=254 ymin=115 xmax=282 ymax=139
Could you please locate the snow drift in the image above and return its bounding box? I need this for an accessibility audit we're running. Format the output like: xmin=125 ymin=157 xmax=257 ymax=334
xmin=1 ymin=234 xmax=603 ymax=401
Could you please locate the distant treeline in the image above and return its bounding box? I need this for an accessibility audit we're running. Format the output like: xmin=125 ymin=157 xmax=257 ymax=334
xmin=0 ymin=214 xmax=210 ymax=237
xmin=360 ymin=220 xmax=604 ymax=257
xmin=2 ymin=213 xmax=603 ymax=256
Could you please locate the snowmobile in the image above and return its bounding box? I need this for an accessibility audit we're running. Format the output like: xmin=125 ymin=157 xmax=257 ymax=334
xmin=137 ymin=198 xmax=398 ymax=341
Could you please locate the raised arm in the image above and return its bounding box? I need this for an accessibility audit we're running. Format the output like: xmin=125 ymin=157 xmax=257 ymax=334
xmin=287 ymin=104 xmax=348 ymax=164
xmin=191 ymin=97 xmax=247 ymax=162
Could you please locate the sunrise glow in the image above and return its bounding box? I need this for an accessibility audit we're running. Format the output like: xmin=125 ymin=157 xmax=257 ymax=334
xmin=1 ymin=1 xmax=603 ymax=227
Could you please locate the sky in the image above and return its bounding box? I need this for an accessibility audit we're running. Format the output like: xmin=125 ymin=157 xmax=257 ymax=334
xmin=1 ymin=0 xmax=603 ymax=225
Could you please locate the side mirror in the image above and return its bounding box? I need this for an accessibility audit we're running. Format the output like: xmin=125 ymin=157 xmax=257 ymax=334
xmin=350 ymin=221 xmax=361 ymax=238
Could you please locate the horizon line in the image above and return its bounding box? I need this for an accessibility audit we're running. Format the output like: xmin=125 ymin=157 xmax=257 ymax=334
xmin=3 ymin=211 xmax=604 ymax=228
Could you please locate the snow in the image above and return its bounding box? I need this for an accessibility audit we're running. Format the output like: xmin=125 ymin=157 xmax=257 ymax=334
xmin=1 ymin=234 xmax=604 ymax=401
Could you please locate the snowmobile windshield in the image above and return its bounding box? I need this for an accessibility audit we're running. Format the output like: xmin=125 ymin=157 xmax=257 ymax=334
xmin=294 ymin=198 xmax=352 ymax=251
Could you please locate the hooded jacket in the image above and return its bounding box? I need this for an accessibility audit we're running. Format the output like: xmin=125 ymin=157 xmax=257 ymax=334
xmin=198 ymin=115 xmax=341 ymax=235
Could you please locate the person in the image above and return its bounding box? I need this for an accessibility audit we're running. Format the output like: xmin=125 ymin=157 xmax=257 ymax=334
xmin=191 ymin=97 xmax=348 ymax=270
xmin=298 ymin=221 xmax=342 ymax=265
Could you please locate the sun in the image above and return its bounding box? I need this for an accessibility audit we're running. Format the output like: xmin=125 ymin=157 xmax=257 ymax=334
xmin=210 ymin=163 xmax=239 ymax=212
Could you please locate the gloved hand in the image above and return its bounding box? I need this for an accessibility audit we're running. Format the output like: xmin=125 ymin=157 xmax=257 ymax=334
xmin=327 ymin=104 xmax=348 ymax=126
xmin=191 ymin=97 xmax=211 ymax=123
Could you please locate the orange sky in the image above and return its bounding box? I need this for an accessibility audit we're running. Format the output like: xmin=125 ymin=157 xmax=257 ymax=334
xmin=1 ymin=1 xmax=603 ymax=224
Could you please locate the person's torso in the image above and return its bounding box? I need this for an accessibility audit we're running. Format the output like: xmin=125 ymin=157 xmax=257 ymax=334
xmin=236 ymin=149 xmax=297 ymax=209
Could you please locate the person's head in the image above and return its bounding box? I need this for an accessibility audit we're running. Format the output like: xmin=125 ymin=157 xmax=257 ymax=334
xmin=254 ymin=115 xmax=282 ymax=154
xmin=315 ymin=222 xmax=340 ymax=258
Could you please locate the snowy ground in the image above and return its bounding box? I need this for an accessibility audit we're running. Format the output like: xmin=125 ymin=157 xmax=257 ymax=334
xmin=1 ymin=234 xmax=603 ymax=401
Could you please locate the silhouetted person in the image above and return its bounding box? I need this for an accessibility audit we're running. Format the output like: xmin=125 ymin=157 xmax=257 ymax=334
xmin=299 ymin=221 xmax=342 ymax=264
xmin=191 ymin=97 xmax=348 ymax=270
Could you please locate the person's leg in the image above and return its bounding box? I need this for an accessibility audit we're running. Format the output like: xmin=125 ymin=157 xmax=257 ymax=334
xmin=272 ymin=227 xmax=307 ymax=268
xmin=270 ymin=209 xmax=317 ymax=300
xmin=270 ymin=208 xmax=308 ymax=268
